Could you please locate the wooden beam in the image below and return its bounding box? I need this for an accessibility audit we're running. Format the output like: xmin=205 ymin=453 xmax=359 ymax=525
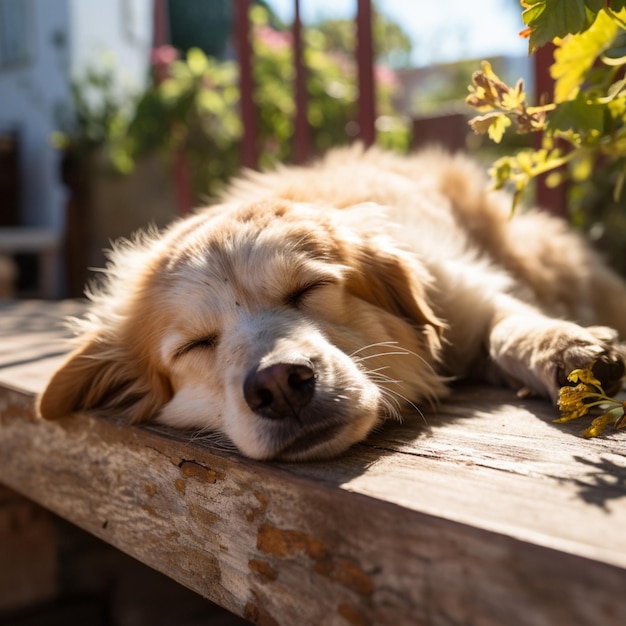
xmin=292 ymin=0 xmax=310 ymax=164
xmin=534 ymin=43 xmax=568 ymax=218
xmin=234 ymin=0 xmax=258 ymax=169
xmin=152 ymin=0 xmax=169 ymax=48
xmin=356 ymin=0 xmax=376 ymax=146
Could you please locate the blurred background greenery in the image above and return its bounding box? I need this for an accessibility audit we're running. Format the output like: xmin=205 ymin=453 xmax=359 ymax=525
xmin=55 ymin=2 xmax=413 ymax=204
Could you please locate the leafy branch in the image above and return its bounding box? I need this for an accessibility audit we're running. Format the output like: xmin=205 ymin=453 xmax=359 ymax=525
xmin=466 ymin=2 xmax=626 ymax=208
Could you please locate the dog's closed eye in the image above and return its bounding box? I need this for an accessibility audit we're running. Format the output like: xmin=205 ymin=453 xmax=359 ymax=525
xmin=284 ymin=279 xmax=334 ymax=308
xmin=174 ymin=334 xmax=219 ymax=358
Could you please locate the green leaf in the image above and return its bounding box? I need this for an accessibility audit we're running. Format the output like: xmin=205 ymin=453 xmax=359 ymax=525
xmin=606 ymin=94 xmax=626 ymax=117
xmin=468 ymin=112 xmax=511 ymax=143
xmin=613 ymin=167 xmax=626 ymax=201
xmin=197 ymin=90 xmax=224 ymax=114
xmin=488 ymin=114 xmax=512 ymax=142
xmin=488 ymin=156 xmax=514 ymax=189
xmin=551 ymin=10 xmax=619 ymax=103
xmin=187 ymin=48 xmax=209 ymax=77
xmin=523 ymin=0 xmax=605 ymax=51
xmin=601 ymin=29 xmax=626 ymax=64
xmin=548 ymin=94 xmax=605 ymax=135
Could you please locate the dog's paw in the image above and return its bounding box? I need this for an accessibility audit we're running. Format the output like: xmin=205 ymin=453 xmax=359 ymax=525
xmin=590 ymin=352 xmax=625 ymax=396
xmin=557 ymin=349 xmax=625 ymax=397
xmin=491 ymin=316 xmax=626 ymax=401
xmin=549 ymin=325 xmax=625 ymax=399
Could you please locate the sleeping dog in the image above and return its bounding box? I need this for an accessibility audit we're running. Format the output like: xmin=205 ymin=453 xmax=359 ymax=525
xmin=39 ymin=146 xmax=626 ymax=460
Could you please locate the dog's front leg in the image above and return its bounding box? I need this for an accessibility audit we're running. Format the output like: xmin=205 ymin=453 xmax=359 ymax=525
xmin=487 ymin=296 xmax=625 ymax=400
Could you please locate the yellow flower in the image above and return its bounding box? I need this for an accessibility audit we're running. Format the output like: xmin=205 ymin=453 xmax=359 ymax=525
xmin=583 ymin=406 xmax=626 ymax=438
xmin=555 ymin=383 xmax=593 ymax=422
xmin=566 ymin=366 xmax=603 ymax=389
xmin=556 ymin=360 xmax=625 ymax=437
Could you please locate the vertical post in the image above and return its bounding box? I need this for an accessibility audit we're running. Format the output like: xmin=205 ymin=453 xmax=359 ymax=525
xmin=152 ymin=0 xmax=168 ymax=47
xmin=534 ymin=43 xmax=567 ymax=218
xmin=356 ymin=0 xmax=375 ymax=146
xmin=152 ymin=0 xmax=190 ymax=215
xmin=293 ymin=0 xmax=309 ymax=163
xmin=234 ymin=0 xmax=258 ymax=169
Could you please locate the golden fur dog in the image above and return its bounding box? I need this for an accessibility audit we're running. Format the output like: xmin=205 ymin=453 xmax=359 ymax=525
xmin=39 ymin=146 xmax=626 ymax=460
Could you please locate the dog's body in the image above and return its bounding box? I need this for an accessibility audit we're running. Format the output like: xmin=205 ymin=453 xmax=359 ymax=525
xmin=39 ymin=146 xmax=626 ymax=460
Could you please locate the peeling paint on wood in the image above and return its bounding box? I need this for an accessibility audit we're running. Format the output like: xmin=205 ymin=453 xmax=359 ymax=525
xmin=244 ymin=601 xmax=279 ymax=626
xmin=338 ymin=603 xmax=371 ymax=626
xmin=246 ymin=492 xmax=268 ymax=522
xmin=257 ymin=524 xmax=329 ymax=560
xmin=178 ymin=459 xmax=225 ymax=483
xmin=248 ymin=559 xmax=278 ymax=581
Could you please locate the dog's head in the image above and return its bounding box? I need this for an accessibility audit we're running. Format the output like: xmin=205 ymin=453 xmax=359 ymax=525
xmin=39 ymin=200 xmax=446 ymax=460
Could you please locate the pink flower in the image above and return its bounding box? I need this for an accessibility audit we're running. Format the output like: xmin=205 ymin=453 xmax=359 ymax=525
xmin=151 ymin=45 xmax=179 ymax=67
xmin=375 ymin=64 xmax=398 ymax=88
xmin=255 ymin=25 xmax=292 ymax=50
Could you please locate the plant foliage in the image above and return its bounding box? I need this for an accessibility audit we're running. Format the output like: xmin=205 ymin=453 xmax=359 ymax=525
xmin=466 ymin=1 xmax=626 ymax=210
xmin=55 ymin=6 xmax=410 ymax=201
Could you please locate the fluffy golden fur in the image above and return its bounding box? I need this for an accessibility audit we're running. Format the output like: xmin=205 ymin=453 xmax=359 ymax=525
xmin=39 ymin=146 xmax=626 ymax=460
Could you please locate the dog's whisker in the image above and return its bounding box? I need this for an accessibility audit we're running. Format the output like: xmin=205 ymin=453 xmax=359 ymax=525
xmin=351 ymin=345 xmax=410 ymax=360
xmin=360 ymin=360 xmax=428 ymax=423
xmin=189 ymin=428 xmax=237 ymax=451
xmin=354 ymin=351 xmax=412 ymax=363
xmin=352 ymin=341 xmax=441 ymax=381
xmin=379 ymin=384 xmax=427 ymax=424
xmin=366 ymin=372 xmax=403 ymax=386
xmin=349 ymin=341 xmax=401 ymax=358
xmin=378 ymin=392 xmax=403 ymax=422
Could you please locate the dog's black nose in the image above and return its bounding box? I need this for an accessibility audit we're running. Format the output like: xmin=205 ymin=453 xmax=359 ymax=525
xmin=244 ymin=362 xmax=316 ymax=419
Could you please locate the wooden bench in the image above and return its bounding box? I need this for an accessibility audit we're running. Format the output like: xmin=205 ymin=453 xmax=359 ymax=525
xmin=0 ymin=228 xmax=61 ymax=299
xmin=1 ymin=299 xmax=626 ymax=625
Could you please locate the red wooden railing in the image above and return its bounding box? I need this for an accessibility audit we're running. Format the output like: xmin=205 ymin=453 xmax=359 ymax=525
xmin=292 ymin=0 xmax=310 ymax=163
xmin=234 ymin=0 xmax=259 ymax=169
xmin=233 ymin=0 xmax=375 ymax=167
xmin=355 ymin=0 xmax=376 ymax=147
xmin=153 ymin=0 xmax=565 ymax=217
xmin=533 ymin=43 xmax=567 ymax=218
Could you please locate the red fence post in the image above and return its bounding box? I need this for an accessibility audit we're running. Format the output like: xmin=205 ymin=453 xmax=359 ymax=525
xmin=534 ymin=43 xmax=567 ymax=218
xmin=152 ymin=0 xmax=168 ymax=47
xmin=152 ymin=0 xmax=190 ymax=215
xmin=293 ymin=0 xmax=310 ymax=163
xmin=356 ymin=0 xmax=376 ymax=146
xmin=234 ymin=0 xmax=258 ymax=169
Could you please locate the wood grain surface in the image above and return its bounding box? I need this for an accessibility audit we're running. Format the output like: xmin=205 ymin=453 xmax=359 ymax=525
xmin=1 ymin=300 xmax=625 ymax=625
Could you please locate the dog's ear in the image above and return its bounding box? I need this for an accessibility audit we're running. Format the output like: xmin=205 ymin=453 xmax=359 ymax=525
xmin=38 ymin=335 xmax=172 ymax=423
xmin=338 ymin=207 xmax=444 ymax=342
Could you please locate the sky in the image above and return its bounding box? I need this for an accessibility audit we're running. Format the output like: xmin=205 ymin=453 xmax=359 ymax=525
xmin=268 ymin=0 xmax=528 ymax=67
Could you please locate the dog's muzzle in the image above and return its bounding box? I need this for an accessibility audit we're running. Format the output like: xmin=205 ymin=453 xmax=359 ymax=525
xmin=243 ymin=360 xmax=316 ymax=420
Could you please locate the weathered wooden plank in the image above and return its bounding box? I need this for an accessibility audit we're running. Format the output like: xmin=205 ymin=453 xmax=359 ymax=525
xmin=316 ymin=389 xmax=626 ymax=568
xmin=0 ymin=298 xmax=85 ymax=335
xmin=2 ymin=386 xmax=626 ymax=625
xmin=1 ymin=300 xmax=626 ymax=625
xmin=0 ymin=299 xmax=83 ymax=391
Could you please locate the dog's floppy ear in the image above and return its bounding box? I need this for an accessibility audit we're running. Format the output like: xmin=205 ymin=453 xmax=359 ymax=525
xmin=338 ymin=206 xmax=444 ymax=341
xmin=38 ymin=334 xmax=172 ymax=423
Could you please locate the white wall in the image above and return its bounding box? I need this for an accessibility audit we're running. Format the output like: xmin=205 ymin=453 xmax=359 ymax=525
xmin=70 ymin=0 xmax=153 ymax=97
xmin=0 ymin=0 xmax=71 ymax=230
xmin=0 ymin=0 xmax=154 ymax=232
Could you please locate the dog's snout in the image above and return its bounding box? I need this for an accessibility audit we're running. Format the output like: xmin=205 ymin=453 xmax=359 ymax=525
xmin=244 ymin=362 xmax=316 ymax=419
